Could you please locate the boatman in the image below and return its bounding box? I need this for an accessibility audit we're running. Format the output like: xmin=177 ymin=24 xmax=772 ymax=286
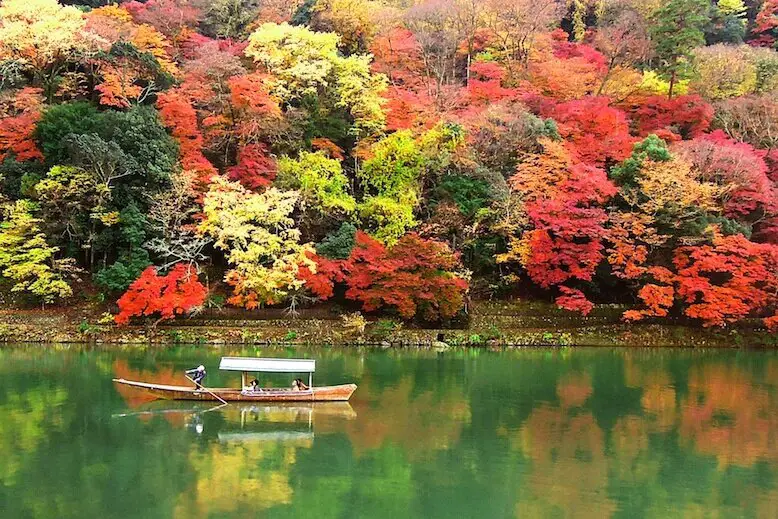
xmin=186 ymin=365 xmax=206 ymax=389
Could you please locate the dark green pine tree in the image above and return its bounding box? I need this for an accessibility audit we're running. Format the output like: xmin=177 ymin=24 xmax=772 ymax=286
xmin=650 ymin=0 xmax=710 ymax=98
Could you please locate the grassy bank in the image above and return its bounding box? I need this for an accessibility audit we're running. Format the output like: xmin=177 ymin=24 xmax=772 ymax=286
xmin=0 ymin=300 xmax=774 ymax=348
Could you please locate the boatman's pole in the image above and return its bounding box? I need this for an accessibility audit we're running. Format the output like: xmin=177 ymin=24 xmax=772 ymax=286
xmin=186 ymin=375 xmax=228 ymax=406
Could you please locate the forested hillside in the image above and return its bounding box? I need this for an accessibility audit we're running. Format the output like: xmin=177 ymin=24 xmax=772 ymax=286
xmin=0 ymin=0 xmax=776 ymax=329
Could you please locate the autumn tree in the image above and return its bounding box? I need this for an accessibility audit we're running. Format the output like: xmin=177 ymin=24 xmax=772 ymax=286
xmin=33 ymin=165 xmax=100 ymax=261
xmin=199 ymin=177 xmax=315 ymax=307
xmin=465 ymin=101 xmax=558 ymax=175
xmin=624 ymin=228 xmax=778 ymax=328
xmin=544 ymin=96 xmax=634 ymax=166
xmin=156 ymin=88 xmax=217 ymax=187
xmin=0 ymin=199 xmax=76 ymax=302
xmin=714 ymin=94 xmax=778 ymax=152
xmin=124 ymin=0 xmax=203 ymax=38
xmin=309 ymin=0 xmax=380 ymax=54
xmin=357 ymin=124 xmax=464 ymax=243
xmin=0 ymin=0 xmax=88 ymax=100
xmin=628 ymin=94 xmax=714 ymax=139
xmin=527 ymin=30 xmax=608 ymax=100
xmin=299 ymin=231 xmax=469 ymax=320
xmin=690 ymin=44 xmax=758 ymax=100
xmin=403 ymin=0 xmax=464 ymax=103
xmin=0 ymin=87 xmax=44 ymax=163
xmin=750 ymin=0 xmax=778 ymax=48
xmin=244 ymin=22 xmax=387 ymax=139
xmin=673 ymin=131 xmax=775 ymax=222
xmin=649 ymin=0 xmax=709 ymax=98
xmin=200 ymin=0 xmax=263 ymax=39
xmin=498 ymin=139 xmax=617 ymax=314
xmin=114 ymin=263 xmax=207 ymax=325
xmin=144 ymin=171 xmax=211 ymax=270
xmin=591 ymin=6 xmax=651 ymax=95
xmin=226 ymin=143 xmax=277 ymax=191
xmin=481 ymin=0 xmax=563 ymax=78
xmin=276 ymin=151 xmax=356 ymax=220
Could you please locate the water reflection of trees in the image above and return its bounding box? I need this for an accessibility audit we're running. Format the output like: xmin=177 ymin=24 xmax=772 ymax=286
xmin=680 ymin=363 xmax=778 ymax=468
xmin=4 ymin=348 xmax=778 ymax=518
xmin=346 ymin=374 xmax=471 ymax=459
xmin=173 ymin=442 xmax=308 ymax=518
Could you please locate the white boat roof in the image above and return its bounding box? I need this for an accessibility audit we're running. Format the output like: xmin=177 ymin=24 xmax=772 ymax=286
xmin=219 ymin=357 xmax=316 ymax=373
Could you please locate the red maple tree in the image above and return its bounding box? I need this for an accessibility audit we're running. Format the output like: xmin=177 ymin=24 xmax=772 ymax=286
xmin=299 ymin=232 xmax=469 ymax=320
xmin=156 ymin=89 xmax=217 ymax=188
xmin=627 ymin=94 xmax=714 ymax=139
xmin=0 ymin=87 xmax=45 ymax=162
xmin=750 ymin=0 xmax=778 ymax=48
xmin=624 ymin=230 xmax=778 ymax=328
xmin=544 ymin=96 xmax=634 ymax=166
xmin=115 ymin=264 xmax=207 ymax=325
xmin=506 ymin=140 xmax=617 ymax=314
xmin=226 ymin=143 xmax=277 ymax=191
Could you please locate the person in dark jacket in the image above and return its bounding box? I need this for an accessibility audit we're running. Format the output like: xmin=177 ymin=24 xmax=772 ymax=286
xmin=186 ymin=365 xmax=206 ymax=389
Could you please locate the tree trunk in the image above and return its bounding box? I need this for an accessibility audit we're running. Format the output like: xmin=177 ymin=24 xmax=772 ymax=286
xmin=668 ymin=69 xmax=676 ymax=99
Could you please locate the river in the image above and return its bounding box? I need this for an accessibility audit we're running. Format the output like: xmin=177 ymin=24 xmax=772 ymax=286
xmin=1 ymin=345 xmax=777 ymax=518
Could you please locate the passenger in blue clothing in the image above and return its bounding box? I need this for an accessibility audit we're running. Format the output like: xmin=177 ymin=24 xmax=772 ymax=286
xmin=186 ymin=365 xmax=206 ymax=388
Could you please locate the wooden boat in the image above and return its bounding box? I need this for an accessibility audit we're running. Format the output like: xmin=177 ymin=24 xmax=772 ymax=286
xmin=113 ymin=357 xmax=357 ymax=402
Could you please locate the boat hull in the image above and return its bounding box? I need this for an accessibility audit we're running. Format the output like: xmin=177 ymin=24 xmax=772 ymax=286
xmin=112 ymin=378 xmax=357 ymax=402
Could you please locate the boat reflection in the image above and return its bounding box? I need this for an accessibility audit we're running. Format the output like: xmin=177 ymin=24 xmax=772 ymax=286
xmin=113 ymin=401 xmax=356 ymax=442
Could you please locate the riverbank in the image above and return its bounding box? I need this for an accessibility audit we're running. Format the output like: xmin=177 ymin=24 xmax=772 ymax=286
xmin=0 ymin=300 xmax=774 ymax=347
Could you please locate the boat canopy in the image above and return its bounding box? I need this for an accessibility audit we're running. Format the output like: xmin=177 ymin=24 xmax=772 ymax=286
xmin=219 ymin=357 xmax=316 ymax=373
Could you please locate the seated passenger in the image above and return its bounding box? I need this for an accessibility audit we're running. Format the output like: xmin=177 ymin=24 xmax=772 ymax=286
xmin=249 ymin=379 xmax=260 ymax=392
xmin=291 ymin=378 xmax=309 ymax=391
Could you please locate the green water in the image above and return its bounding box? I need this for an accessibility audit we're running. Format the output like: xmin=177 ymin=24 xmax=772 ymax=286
xmin=2 ymin=346 xmax=778 ymax=518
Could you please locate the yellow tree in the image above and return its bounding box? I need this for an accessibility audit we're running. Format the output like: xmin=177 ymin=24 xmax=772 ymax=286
xmin=245 ymin=22 xmax=386 ymax=138
xmin=0 ymin=200 xmax=76 ymax=303
xmin=0 ymin=0 xmax=88 ymax=99
xmin=199 ymin=177 xmax=315 ymax=308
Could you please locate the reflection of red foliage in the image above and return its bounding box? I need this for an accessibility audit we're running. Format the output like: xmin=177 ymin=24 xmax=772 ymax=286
xmin=115 ymin=264 xmax=207 ymax=325
xmin=299 ymin=232 xmax=469 ymax=320
xmin=113 ymin=359 xmax=193 ymax=427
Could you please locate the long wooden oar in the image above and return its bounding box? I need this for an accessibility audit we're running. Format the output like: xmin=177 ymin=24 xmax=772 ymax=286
xmin=186 ymin=375 xmax=229 ymax=406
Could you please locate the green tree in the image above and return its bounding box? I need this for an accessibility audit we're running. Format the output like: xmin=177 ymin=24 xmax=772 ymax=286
xmin=0 ymin=200 xmax=75 ymax=302
xmin=650 ymin=0 xmax=710 ymax=98
xmin=36 ymin=102 xmax=102 ymax=164
xmin=93 ymin=203 xmax=151 ymax=292
xmin=276 ymin=151 xmax=356 ymax=217
xmin=34 ymin=165 xmax=99 ymax=259
xmin=201 ymin=0 xmax=260 ymax=39
xmin=316 ymin=222 xmax=357 ymax=259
